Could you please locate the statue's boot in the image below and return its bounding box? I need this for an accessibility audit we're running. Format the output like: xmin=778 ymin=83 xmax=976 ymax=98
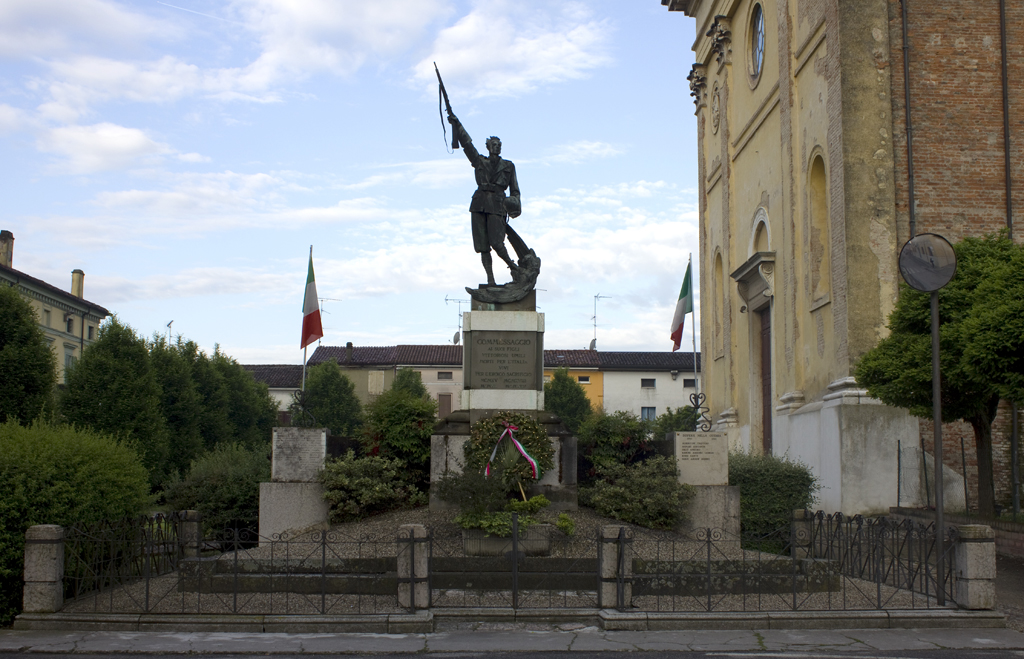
xmin=494 ymin=244 xmax=520 ymax=275
xmin=481 ymin=252 xmax=497 ymax=286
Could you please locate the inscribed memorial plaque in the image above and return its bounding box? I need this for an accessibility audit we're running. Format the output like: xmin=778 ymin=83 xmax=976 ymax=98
xmin=272 ymin=427 xmax=327 ymax=482
xmin=671 ymin=431 xmax=728 ymax=486
xmin=467 ymin=331 xmax=539 ymax=390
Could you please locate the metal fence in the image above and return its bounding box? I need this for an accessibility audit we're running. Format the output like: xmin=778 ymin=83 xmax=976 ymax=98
xmin=59 ymin=511 xmax=958 ymax=616
xmin=623 ymin=513 xmax=958 ymax=612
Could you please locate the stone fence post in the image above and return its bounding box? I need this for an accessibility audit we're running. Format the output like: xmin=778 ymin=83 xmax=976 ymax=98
xmin=599 ymin=525 xmax=632 ymax=609
xmin=178 ymin=510 xmax=202 ymax=558
xmin=23 ymin=525 xmax=64 ymax=614
xmin=791 ymin=509 xmax=813 ymax=559
xmin=397 ymin=524 xmax=429 ymax=610
xmin=955 ymin=524 xmax=995 ymax=610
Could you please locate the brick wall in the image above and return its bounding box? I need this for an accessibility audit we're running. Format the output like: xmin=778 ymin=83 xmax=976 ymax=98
xmin=885 ymin=0 xmax=1023 ymax=509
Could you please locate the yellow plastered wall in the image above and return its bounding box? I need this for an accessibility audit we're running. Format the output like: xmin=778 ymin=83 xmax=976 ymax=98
xmin=543 ymin=368 xmax=603 ymax=411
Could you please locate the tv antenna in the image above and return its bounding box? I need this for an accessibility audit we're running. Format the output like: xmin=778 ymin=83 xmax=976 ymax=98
xmin=166 ymin=320 xmax=173 ymax=342
xmin=592 ymin=293 xmax=612 ymax=350
xmin=318 ymin=297 xmax=342 ymax=315
xmin=445 ymin=295 xmax=471 ymax=342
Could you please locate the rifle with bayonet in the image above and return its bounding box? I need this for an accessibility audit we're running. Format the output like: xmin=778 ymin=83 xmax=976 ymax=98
xmin=434 ymin=62 xmax=460 ymax=150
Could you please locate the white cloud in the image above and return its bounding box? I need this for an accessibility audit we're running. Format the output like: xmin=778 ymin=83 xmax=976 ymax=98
xmin=38 ymin=122 xmax=173 ymax=174
xmin=0 ymin=0 xmax=166 ymax=58
xmin=0 ymin=104 xmax=27 ymax=133
xmin=414 ymin=1 xmax=611 ymax=99
xmin=545 ymin=140 xmax=623 ymax=164
xmin=177 ymin=152 xmax=210 ymax=163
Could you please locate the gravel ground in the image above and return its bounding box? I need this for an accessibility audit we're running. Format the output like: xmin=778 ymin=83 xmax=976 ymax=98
xmin=59 ymin=506 xmax=957 ymax=616
xmin=997 ymin=554 xmax=1024 ymax=632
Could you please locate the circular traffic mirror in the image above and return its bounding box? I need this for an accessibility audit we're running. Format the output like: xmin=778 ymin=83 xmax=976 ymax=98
xmin=898 ymin=233 xmax=957 ymax=292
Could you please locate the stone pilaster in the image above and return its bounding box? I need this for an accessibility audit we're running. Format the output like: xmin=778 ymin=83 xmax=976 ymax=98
xmin=22 ymin=525 xmax=63 ymax=614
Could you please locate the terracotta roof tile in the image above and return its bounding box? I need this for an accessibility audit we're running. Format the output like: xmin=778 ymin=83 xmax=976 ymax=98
xmin=242 ymin=364 xmax=303 ymax=388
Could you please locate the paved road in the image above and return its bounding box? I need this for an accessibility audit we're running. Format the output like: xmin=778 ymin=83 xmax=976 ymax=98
xmin=2 ymin=628 xmax=1024 ymax=656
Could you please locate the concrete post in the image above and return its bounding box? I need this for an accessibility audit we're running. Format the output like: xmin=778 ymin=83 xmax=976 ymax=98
xmin=791 ymin=509 xmax=813 ymax=559
xmin=178 ymin=510 xmax=202 ymax=558
xmin=599 ymin=525 xmax=632 ymax=609
xmin=954 ymin=524 xmax=996 ymax=610
xmin=22 ymin=525 xmax=64 ymax=614
xmin=397 ymin=524 xmax=429 ymax=609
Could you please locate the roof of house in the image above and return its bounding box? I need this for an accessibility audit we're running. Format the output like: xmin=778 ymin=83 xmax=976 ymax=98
xmin=242 ymin=364 xmax=304 ymax=388
xmin=0 ymin=264 xmax=111 ymax=316
xmin=303 ymin=344 xmax=700 ymax=373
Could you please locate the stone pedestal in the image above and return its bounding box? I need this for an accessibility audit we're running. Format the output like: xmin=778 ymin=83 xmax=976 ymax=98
xmin=22 ymin=525 xmax=63 ymax=614
xmin=259 ymin=427 xmax=330 ymax=541
xmin=599 ymin=525 xmax=632 ymax=609
xmin=658 ymin=431 xmax=740 ymax=539
xmin=955 ymin=524 xmax=996 ymax=610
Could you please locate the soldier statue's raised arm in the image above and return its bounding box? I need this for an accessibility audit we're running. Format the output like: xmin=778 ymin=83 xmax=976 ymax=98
xmin=448 ymin=112 xmax=523 ymax=286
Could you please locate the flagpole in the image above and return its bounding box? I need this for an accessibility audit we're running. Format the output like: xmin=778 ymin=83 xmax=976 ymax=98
xmin=690 ymin=254 xmax=698 ymax=396
xmin=302 ymin=345 xmax=307 ymax=392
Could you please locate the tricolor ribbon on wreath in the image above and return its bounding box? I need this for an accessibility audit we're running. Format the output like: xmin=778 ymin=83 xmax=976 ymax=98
xmin=485 ymin=421 xmax=539 ymax=479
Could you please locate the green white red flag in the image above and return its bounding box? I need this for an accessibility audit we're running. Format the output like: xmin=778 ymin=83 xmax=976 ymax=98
xmin=300 ymin=249 xmax=323 ymax=349
xmin=670 ymin=258 xmax=694 ymax=352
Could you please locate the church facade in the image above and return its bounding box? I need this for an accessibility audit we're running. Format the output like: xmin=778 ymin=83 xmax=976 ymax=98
xmin=660 ymin=0 xmax=1022 ymax=514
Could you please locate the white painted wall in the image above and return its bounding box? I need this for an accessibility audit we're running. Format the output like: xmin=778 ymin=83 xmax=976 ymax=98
xmin=416 ymin=366 xmax=463 ymax=414
xmin=601 ymin=370 xmax=701 ymax=418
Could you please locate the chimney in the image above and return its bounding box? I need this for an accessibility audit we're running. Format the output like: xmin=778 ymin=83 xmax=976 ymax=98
xmin=71 ymin=269 xmax=85 ymax=298
xmin=0 ymin=230 xmax=12 ymax=268
xmin=345 ymin=341 xmax=353 ymax=363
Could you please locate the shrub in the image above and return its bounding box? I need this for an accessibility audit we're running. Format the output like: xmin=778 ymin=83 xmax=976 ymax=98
xmin=454 ymin=496 xmax=550 ymax=538
xmin=580 ymin=456 xmax=694 ymax=530
xmin=391 ymin=367 xmax=428 ymax=399
xmin=728 ymin=451 xmax=819 ymax=543
xmin=556 ymin=512 xmax=576 ymax=536
xmin=0 ymin=421 xmax=149 ymax=626
xmin=361 ymin=387 xmax=436 ymax=485
xmin=433 ymin=466 xmax=513 ymax=517
xmin=543 ymin=367 xmax=592 ymax=434
xmin=652 ymin=406 xmax=699 ymax=438
xmin=577 ymin=410 xmax=654 ymax=483
xmin=163 ymin=443 xmax=270 ymax=539
xmin=318 ymin=451 xmax=426 ymax=523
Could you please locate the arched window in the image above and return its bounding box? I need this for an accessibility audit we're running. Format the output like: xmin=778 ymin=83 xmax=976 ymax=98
xmin=809 ymin=155 xmax=830 ymax=301
xmin=754 ymin=221 xmax=770 ymax=253
xmin=750 ymin=4 xmax=765 ymax=80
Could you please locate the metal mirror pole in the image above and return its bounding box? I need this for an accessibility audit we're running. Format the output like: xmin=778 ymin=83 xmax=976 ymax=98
xmin=931 ymin=289 xmax=945 ymax=606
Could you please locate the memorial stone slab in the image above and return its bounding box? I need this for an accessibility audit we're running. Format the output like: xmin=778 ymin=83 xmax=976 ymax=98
xmin=670 ymin=431 xmax=729 ymax=486
xmin=272 ymin=427 xmax=327 ymax=482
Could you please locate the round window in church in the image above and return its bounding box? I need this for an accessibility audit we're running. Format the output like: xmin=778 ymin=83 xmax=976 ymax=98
xmin=750 ymin=3 xmax=765 ymax=81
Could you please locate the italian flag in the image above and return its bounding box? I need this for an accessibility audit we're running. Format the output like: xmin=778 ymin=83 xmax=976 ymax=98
xmin=670 ymin=258 xmax=693 ymax=352
xmin=300 ymin=248 xmax=324 ymax=349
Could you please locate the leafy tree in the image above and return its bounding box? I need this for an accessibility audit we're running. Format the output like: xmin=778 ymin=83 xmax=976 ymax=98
xmin=392 ymin=367 xmax=428 ymax=399
xmin=290 ymin=361 xmax=362 ymax=436
xmin=855 ymin=235 xmax=1018 ymax=516
xmin=962 ymin=243 xmax=1024 ymax=405
xmin=653 ymin=406 xmax=699 ymax=439
xmin=0 ymin=284 xmax=56 ymax=424
xmin=543 ymin=367 xmax=592 ymax=434
xmin=61 ymin=317 xmax=169 ymax=487
xmin=361 ymin=386 xmax=437 ymax=486
xmin=210 ymin=347 xmax=277 ymax=449
xmin=149 ymin=336 xmax=203 ymax=478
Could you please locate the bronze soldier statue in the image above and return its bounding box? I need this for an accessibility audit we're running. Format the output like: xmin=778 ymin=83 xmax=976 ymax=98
xmin=448 ymin=112 xmax=522 ymax=286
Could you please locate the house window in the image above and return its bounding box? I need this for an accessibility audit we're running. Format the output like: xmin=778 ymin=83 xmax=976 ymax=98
xmin=437 ymin=371 xmax=453 ymax=380
xmin=438 ymin=393 xmax=453 ymax=418
xmin=64 ymin=350 xmax=76 ymax=382
xmin=543 ymin=374 xmax=552 ymax=383
xmin=641 ymin=407 xmax=657 ymax=421
xmin=641 ymin=378 xmax=656 ymax=389
xmin=66 ymin=316 xmax=74 ymax=334
xmin=87 ymin=325 xmax=94 ymax=340
xmin=43 ymin=309 xmax=51 ymax=327
xmin=577 ymin=375 xmax=590 ymax=384
xmin=683 ymin=379 xmax=697 ymax=388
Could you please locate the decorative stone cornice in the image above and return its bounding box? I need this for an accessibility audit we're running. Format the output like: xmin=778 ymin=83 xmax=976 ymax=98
xmin=775 ymin=390 xmax=806 ymax=415
xmin=713 ymin=407 xmax=739 ymax=430
xmin=687 ymin=63 xmax=707 ymax=113
xmin=706 ymin=15 xmax=732 ymax=69
xmin=730 ymin=251 xmax=775 ymax=312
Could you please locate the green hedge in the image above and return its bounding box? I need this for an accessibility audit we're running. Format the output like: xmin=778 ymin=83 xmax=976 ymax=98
xmin=318 ymin=451 xmax=426 ymax=523
xmin=163 ymin=442 xmax=270 ymax=539
xmin=728 ymin=451 xmax=819 ymax=544
xmin=581 ymin=456 xmax=695 ymax=530
xmin=0 ymin=421 xmax=149 ymax=626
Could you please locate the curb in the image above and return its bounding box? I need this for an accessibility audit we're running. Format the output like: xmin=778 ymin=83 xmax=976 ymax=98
xmin=13 ymin=608 xmax=1005 ymax=633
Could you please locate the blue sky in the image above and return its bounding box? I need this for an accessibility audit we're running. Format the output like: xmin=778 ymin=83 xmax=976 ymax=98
xmin=1 ymin=0 xmax=701 ymax=364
